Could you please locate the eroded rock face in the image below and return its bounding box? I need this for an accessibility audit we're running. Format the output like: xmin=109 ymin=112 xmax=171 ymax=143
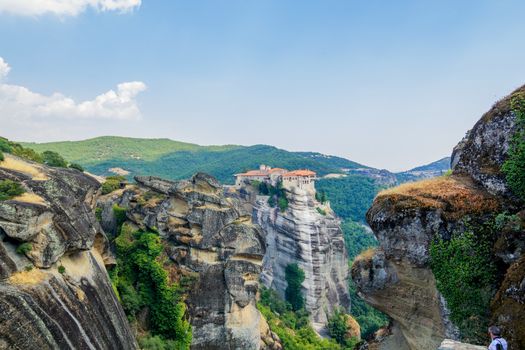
xmin=0 ymin=154 xmax=136 ymax=349
xmin=101 ymin=173 xmax=279 ymax=350
xmin=451 ymin=86 xmax=523 ymax=199
xmin=252 ymin=186 xmax=350 ymax=331
xmin=353 ymin=85 xmax=525 ymax=349
xmin=352 ymin=178 xmax=503 ymax=350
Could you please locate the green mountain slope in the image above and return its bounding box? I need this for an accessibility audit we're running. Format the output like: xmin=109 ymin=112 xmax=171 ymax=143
xmin=22 ymin=136 xmax=239 ymax=164
xmin=22 ymin=137 xmax=367 ymax=184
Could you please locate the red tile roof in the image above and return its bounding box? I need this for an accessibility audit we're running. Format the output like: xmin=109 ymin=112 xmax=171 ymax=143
xmin=282 ymin=170 xmax=316 ymax=177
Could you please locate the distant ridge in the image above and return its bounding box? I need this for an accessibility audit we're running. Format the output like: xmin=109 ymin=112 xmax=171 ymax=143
xmin=21 ymin=136 xmax=366 ymax=184
xmin=22 ymin=136 xmax=449 ymax=185
xmin=396 ymin=156 xmax=451 ymax=182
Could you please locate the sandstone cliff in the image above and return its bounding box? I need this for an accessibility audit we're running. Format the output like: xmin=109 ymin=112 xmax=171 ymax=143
xmin=99 ymin=174 xmax=280 ymax=350
xmin=352 ymin=85 xmax=525 ymax=349
xmin=0 ymin=154 xmax=136 ymax=349
xmin=250 ymin=185 xmax=350 ymax=332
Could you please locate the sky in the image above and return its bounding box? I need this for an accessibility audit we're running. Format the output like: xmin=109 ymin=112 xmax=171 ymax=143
xmin=1 ymin=1 xmax=525 ymax=171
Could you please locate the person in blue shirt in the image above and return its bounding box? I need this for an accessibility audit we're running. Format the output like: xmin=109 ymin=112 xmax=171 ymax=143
xmin=488 ymin=326 xmax=508 ymax=350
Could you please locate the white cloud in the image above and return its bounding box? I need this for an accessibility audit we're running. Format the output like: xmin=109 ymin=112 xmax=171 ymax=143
xmin=0 ymin=57 xmax=10 ymax=81
xmin=0 ymin=0 xmax=141 ymax=17
xmin=0 ymin=57 xmax=146 ymax=121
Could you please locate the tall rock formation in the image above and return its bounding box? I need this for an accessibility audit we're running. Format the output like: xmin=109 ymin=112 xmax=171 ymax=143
xmin=352 ymin=85 xmax=525 ymax=349
xmin=250 ymin=184 xmax=350 ymax=331
xmin=99 ymin=174 xmax=280 ymax=350
xmin=0 ymin=154 xmax=136 ymax=349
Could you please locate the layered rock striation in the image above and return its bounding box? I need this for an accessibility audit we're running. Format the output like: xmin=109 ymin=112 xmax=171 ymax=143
xmin=100 ymin=174 xmax=280 ymax=350
xmin=252 ymin=185 xmax=350 ymax=331
xmin=0 ymin=154 xmax=136 ymax=349
xmin=352 ymin=85 xmax=525 ymax=349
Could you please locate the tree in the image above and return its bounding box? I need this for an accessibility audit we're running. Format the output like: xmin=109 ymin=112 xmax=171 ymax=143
xmin=258 ymin=181 xmax=270 ymax=195
xmin=69 ymin=163 xmax=84 ymax=172
xmin=285 ymin=263 xmax=305 ymax=311
xmin=42 ymin=150 xmax=68 ymax=168
xmin=328 ymin=308 xmax=357 ymax=347
xmin=0 ymin=179 xmax=25 ymax=201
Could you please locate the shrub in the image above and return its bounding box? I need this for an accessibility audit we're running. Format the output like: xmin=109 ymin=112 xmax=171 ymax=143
xmin=328 ymin=308 xmax=358 ymax=348
xmin=16 ymin=242 xmax=32 ymax=255
xmin=42 ymin=150 xmax=68 ymax=168
xmin=0 ymin=137 xmax=12 ymax=153
xmin=285 ymin=263 xmax=305 ymax=311
xmin=0 ymin=179 xmax=25 ymax=201
xmin=258 ymin=181 xmax=270 ymax=195
xmin=69 ymin=163 xmax=84 ymax=172
xmin=138 ymin=335 xmax=182 ymax=350
xmin=11 ymin=145 xmax=43 ymax=163
xmin=502 ymin=92 xmax=525 ymax=202
xmin=315 ymin=191 xmax=328 ymax=204
xmin=112 ymin=205 xmax=128 ymax=232
xmin=495 ymin=212 xmax=522 ymax=231
xmin=316 ymin=207 xmax=326 ymax=216
xmin=58 ymin=265 xmax=66 ymax=274
xmin=101 ymin=175 xmax=126 ymax=195
xmin=95 ymin=207 xmax=103 ymax=222
xmin=0 ymin=151 xmax=3 ymax=162
xmin=430 ymin=219 xmax=497 ymax=343
xmin=278 ymin=197 xmax=288 ymax=212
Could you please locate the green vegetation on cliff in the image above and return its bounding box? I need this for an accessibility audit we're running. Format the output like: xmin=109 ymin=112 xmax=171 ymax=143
xmin=327 ymin=308 xmax=359 ymax=349
xmin=102 ymin=175 xmax=126 ymax=195
xmin=15 ymin=242 xmax=32 ymax=255
xmin=42 ymin=150 xmax=68 ymax=168
xmin=430 ymin=218 xmax=498 ymax=343
xmin=0 ymin=179 xmax=25 ymax=201
xmin=285 ymin=263 xmax=305 ymax=311
xmin=502 ymin=91 xmax=525 ymax=201
xmin=111 ymin=224 xmax=192 ymax=349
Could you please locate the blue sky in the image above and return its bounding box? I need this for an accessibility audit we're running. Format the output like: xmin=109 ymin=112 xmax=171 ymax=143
xmin=1 ymin=1 xmax=525 ymax=171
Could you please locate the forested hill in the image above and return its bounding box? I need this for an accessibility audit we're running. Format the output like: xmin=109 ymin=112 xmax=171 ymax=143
xmin=22 ymin=136 xmax=368 ymax=184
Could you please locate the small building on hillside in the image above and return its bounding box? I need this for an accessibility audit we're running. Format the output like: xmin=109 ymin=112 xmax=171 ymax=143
xmin=282 ymin=169 xmax=316 ymax=192
xmin=235 ymin=165 xmax=316 ymax=192
xmin=235 ymin=165 xmax=287 ymax=187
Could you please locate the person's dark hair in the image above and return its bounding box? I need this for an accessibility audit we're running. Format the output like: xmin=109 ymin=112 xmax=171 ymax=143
xmin=488 ymin=325 xmax=502 ymax=337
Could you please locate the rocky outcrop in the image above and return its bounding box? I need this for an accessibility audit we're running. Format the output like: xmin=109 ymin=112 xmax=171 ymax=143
xmin=437 ymin=339 xmax=485 ymax=350
xmin=452 ymin=86 xmax=522 ymax=199
xmin=252 ymin=185 xmax=350 ymax=331
xmin=0 ymin=154 xmax=136 ymax=349
xmin=100 ymin=173 xmax=280 ymax=350
xmin=353 ymin=85 xmax=525 ymax=349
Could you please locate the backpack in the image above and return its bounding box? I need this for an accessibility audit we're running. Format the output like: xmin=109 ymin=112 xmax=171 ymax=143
xmin=495 ymin=338 xmax=504 ymax=350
